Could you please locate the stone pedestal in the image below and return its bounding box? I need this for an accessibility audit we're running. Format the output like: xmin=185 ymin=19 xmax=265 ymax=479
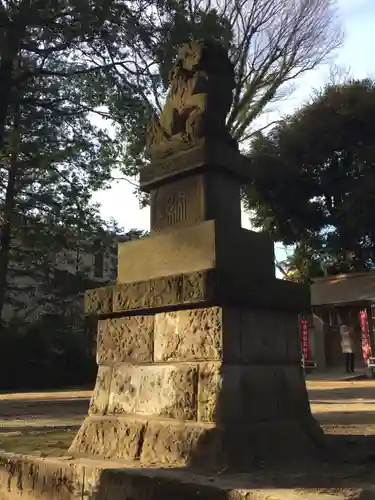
xmin=69 ymin=142 xmax=323 ymax=471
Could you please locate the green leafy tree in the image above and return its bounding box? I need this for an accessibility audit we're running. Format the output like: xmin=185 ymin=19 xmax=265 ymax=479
xmin=0 ymin=0 xmax=161 ymax=146
xmin=246 ymin=78 xmax=375 ymax=278
xmin=276 ymin=244 xmax=325 ymax=284
xmin=0 ymin=51 xmax=121 ymax=323
xmin=0 ymin=0 xmax=166 ymax=320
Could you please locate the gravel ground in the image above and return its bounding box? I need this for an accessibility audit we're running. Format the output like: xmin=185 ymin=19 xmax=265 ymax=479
xmin=1 ymin=377 xmax=375 ymax=495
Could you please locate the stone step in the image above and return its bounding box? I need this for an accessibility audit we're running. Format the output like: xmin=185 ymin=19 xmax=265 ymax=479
xmin=0 ymin=452 xmax=349 ymax=500
xmin=69 ymin=415 xmax=323 ymax=470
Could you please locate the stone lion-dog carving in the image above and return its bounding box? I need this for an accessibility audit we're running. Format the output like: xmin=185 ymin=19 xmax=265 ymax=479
xmin=145 ymin=39 xmax=236 ymax=158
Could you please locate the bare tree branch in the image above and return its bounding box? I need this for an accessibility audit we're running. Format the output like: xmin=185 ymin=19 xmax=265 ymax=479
xmin=146 ymin=0 xmax=342 ymax=144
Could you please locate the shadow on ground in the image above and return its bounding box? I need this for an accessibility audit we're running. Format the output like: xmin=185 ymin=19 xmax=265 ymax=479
xmin=3 ymin=382 xmax=375 ymax=495
xmin=0 ymin=397 xmax=89 ymax=418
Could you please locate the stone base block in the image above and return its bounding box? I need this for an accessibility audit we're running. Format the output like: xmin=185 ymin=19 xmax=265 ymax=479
xmin=84 ymin=269 xmax=310 ymax=316
xmin=69 ymin=416 xmax=145 ymax=461
xmin=69 ymin=415 xmax=323 ymax=470
xmin=0 ymin=451 xmax=349 ymax=500
xmin=117 ymin=220 xmax=275 ymax=284
xmin=88 ymin=361 xmax=314 ymax=426
xmin=94 ymin=307 xmax=303 ymax=369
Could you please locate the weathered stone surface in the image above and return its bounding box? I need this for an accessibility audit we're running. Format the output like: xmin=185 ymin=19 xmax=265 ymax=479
xmin=144 ymin=40 xmax=236 ymax=160
xmin=154 ymin=306 xmax=301 ymax=365
xmin=108 ymin=364 xmax=198 ymax=420
xmin=97 ymin=316 xmax=154 ymax=365
xmin=182 ymin=271 xmax=212 ymax=304
xmin=117 ymin=221 xmax=275 ymax=285
xmin=69 ymin=417 xmax=144 ymax=460
xmin=89 ymin=366 xmax=112 ymax=416
xmin=197 ymin=363 xmax=311 ymax=424
xmin=197 ymin=362 xmax=238 ymax=423
xmin=84 ymin=286 xmax=113 ymax=315
xmin=117 ymin=221 xmax=216 ymax=284
xmin=150 ymin=171 xmax=243 ymax=234
xmin=112 ymin=271 xmax=211 ymax=313
xmin=0 ymin=453 xmax=85 ymax=499
xmin=140 ymin=420 xmax=221 ymax=467
xmin=154 ymin=307 xmax=222 ymax=362
xmin=198 ymin=362 xmax=220 ymax=423
xmin=140 ymin=139 xmax=255 ymax=191
xmin=113 ymin=275 xmax=181 ymax=312
xmin=88 ymin=466 xmax=233 ymax=500
xmin=151 ymin=174 xmax=204 ymax=232
xmin=85 ymin=270 xmax=309 ymax=317
xmin=138 ymin=419 xmax=317 ymax=469
xmin=240 ymin=310 xmax=301 ymax=364
xmin=0 ymin=452 xmax=338 ymax=500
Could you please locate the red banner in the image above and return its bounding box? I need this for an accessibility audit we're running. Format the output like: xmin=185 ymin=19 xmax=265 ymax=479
xmin=360 ymin=309 xmax=372 ymax=363
xmin=299 ymin=316 xmax=311 ymax=361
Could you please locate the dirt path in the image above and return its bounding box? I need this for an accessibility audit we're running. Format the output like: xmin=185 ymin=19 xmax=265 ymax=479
xmin=1 ymin=379 xmax=375 ymax=456
xmin=1 ymin=379 xmax=375 ymax=496
xmin=308 ymin=379 xmax=375 ymax=435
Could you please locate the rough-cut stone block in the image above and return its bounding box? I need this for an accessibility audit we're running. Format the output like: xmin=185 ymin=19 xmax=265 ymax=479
xmin=154 ymin=307 xmax=222 ymax=362
xmin=240 ymin=310 xmax=301 ymax=364
xmin=153 ymin=306 xmax=302 ymax=365
xmin=86 ymin=270 xmax=309 ymax=317
xmin=197 ymin=362 xmax=239 ymax=423
xmin=89 ymin=366 xmax=112 ymax=415
xmin=108 ymin=364 xmax=198 ymax=420
xmin=197 ymin=363 xmax=311 ymax=424
xmin=84 ymin=286 xmax=113 ymax=315
xmin=182 ymin=270 xmax=213 ymax=304
xmin=0 ymin=453 xmax=85 ymax=499
xmin=97 ymin=316 xmax=154 ymax=364
xmin=140 ymin=421 xmax=221 ymax=467
xmin=69 ymin=417 xmax=144 ymax=460
xmin=113 ymin=275 xmax=182 ymax=312
xmin=111 ymin=271 xmax=214 ymax=314
xmin=138 ymin=418 xmax=319 ymax=469
xmin=68 ymin=416 xmax=321 ymax=469
xmin=198 ymin=362 xmax=220 ymax=422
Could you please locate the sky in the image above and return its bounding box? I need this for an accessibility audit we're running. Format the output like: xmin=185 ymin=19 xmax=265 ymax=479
xmin=91 ymin=0 xmax=375 ymax=264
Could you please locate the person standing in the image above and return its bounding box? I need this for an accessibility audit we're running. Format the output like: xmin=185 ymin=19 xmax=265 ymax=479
xmin=340 ymin=322 xmax=355 ymax=373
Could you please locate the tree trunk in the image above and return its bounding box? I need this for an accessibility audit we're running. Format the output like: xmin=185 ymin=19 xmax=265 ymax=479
xmin=0 ymin=0 xmax=30 ymax=151
xmin=0 ymin=104 xmax=20 ymax=327
xmin=0 ymin=23 xmax=25 ymax=150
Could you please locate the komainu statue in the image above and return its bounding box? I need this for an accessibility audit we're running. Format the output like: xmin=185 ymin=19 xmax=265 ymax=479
xmin=145 ymin=39 xmax=237 ymax=159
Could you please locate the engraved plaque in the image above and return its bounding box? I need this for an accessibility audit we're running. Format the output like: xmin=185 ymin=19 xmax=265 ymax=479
xmin=151 ymin=175 xmax=204 ymax=232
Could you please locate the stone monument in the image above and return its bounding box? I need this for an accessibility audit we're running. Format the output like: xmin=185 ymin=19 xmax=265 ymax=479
xmin=0 ymin=40 xmax=326 ymax=500
xmin=69 ymin=39 xmax=323 ymax=470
